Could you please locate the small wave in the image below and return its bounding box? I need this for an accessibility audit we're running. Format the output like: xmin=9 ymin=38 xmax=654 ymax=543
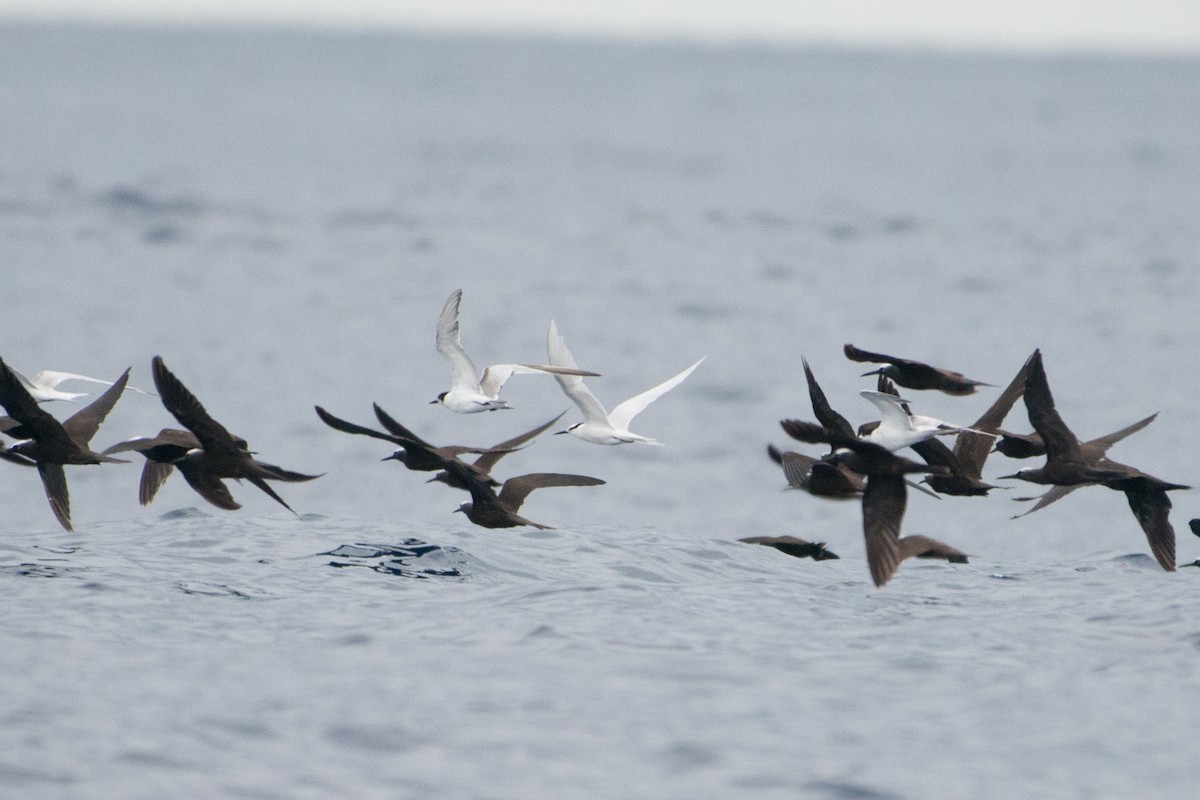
xmin=323 ymin=539 xmax=470 ymax=580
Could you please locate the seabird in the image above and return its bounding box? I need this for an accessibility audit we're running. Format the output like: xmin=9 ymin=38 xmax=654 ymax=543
xmin=547 ymin=319 xmax=704 ymax=445
xmin=0 ymin=356 xmax=130 ymax=531
xmin=10 ymin=366 xmax=153 ymax=402
xmin=432 ymin=289 xmax=598 ymax=413
xmin=858 ymin=390 xmax=974 ymax=452
xmin=843 ymin=343 xmax=991 ymax=395
xmin=101 ymin=428 xmax=309 ymax=508
xmin=151 ymin=356 xmax=321 ymax=514
xmin=999 ymin=350 xmax=1187 ymax=572
xmin=995 ymin=413 xmax=1157 ymax=462
xmin=1010 ymin=414 xmax=1159 ymax=518
xmin=802 ymin=358 xmax=857 ymax=444
xmin=427 ymin=411 xmax=567 ymax=488
xmin=886 ymin=355 xmax=1032 ymax=496
xmin=767 ymin=443 xmax=863 ymax=499
xmin=780 ymin=418 xmax=951 ymax=587
xmin=445 ymin=459 xmax=604 ymax=530
xmin=314 ymin=403 xmax=518 ymax=485
xmin=739 ymin=535 xmax=840 ymax=561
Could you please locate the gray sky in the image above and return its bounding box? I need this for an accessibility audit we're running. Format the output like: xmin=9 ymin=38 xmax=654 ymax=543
xmin=2 ymin=0 xmax=1199 ymax=53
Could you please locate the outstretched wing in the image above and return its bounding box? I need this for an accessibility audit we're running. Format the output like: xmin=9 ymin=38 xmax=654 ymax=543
xmin=435 ymin=289 xmax=481 ymax=392
xmin=547 ymin=320 xmax=610 ymax=424
xmin=497 ymin=473 xmax=605 ymax=513
xmin=61 ymin=369 xmax=130 ymax=447
xmin=152 ymin=357 xmax=242 ymax=459
xmin=609 ymin=357 xmax=705 ymax=431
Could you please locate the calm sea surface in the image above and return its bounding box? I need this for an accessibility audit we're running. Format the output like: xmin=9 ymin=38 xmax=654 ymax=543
xmin=2 ymin=23 xmax=1199 ymax=798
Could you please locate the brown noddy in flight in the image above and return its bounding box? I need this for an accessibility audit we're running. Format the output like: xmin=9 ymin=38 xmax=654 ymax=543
xmin=780 ymin=418 xmax=951 ymax=587
xmin=151 ymin=356 xmax=320 ymax=514
xmin=444 ymin=459 xmax=604 ymax=530
xmin=102 ymin=428 xmax=310 ymax=508
xmin=897 ymin=534 xmax=969 ymax=564
xmin=315 ymin=404 xmax=512 ymax=486
xmin=843 ymin=343 xmax=992 ymax=396
xmin=739 ymin=535 xmax=840 ymax=561
xmin=999 ymin=350 xmax=1187 ymax=571
xmin=0 ymin=356 xmax=130 ymax=530
xmin=427 ymin=411 xmax=567 ymax=488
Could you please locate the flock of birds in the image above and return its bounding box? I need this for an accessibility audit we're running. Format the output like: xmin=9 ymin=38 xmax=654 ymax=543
xmin=755 ymin=344 xmax=1195 ymax=585
xmin=1 ymin=289 xmax=1196 ymax=587
xmin=0 ymin=289 xmax=704 ymax=535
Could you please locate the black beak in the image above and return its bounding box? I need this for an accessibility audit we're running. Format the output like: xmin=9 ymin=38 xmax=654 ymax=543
xmin=860 ymin=368 xmax=885 ymax=377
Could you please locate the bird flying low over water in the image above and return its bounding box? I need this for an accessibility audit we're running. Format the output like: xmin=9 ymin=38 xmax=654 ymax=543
xmin=843 ymin=343 xmax=992 ymax=395
xmin=547 ymin=320 xmax=704 ymax=445
xmin=780 ymin=418 xmax=954 ymax=587
xmin=0 ymin=356 xmax=130 ymax=531
xmin=739 ymin=535 xmax=840 ymax=561
xmin=432 ymin=289 xmax=600 ymax=413
xmin=1000 ymin=350 xmax=1188 ymax=572
xmin=1009 ymin=413 xmax=1159 ymax=518
xmin=150 ymin=356 xmax=321 ymax=514
xmin=444 ymin=458 xmax=604 ymax=530
xmin=315 ymin=403 xmax=522 ymax=487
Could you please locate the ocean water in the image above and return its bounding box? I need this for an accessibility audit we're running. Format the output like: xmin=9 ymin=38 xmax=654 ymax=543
xmin=2 ymin=23 xmax=1199 ymax=798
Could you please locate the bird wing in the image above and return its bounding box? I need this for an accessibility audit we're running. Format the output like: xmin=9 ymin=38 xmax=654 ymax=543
xmin=474 ymin=411 xmax=566 ymax=474
xmin=953 ymin=354 xmax=1033 ymax=477
xmin=61 ymin=369 xmax=130 ymax=447
xmin=1081 ymin=413 xmax=1158 ymax=461
xmin=803 ymin=358 xmax=856 ymax=439
xmin=862 ymin=475 xmax=905 ymax=587
xmin=37 ymin=461 xmax=73 ymax=531
xmin=497 ymin=473 xmax=605 ymax=513
xmin=371 ymin=404 xmax=436 ymax=449
xmin=0 ymin=357 xmax=78 ymax=450
xmin=609 ymin=357 xmax=704 ymax=431
xmin=898 ymin=535 xmax=969 ymax=563
xmin=547 ymin=320 xmax=610 ymax=424
xmin=436 ymin=289 xmax=482 ymax=392
xmin=1021 ymin=350 xmax=1085 ymax=465
xmin=177 ymin=462 xmax=242 ymax=510
xmin=151 ymin=357 xmax=243 ymax=459
xmin=843 ymin=343 xmax=909 ymax=367
xmin=139 ymin=461 xmax=175 ymax=506
xmin=859 ymin=390 xmax=916 ymax=434
xmin=251 ymin=460 xmax=323 ymax=483
xmin=314 ymin=405 xmax=404 ymax=445
xmin=1122 ymin=483 xmax=1176 ymax=571
xmin=1011 ymin=485 xmax=1078 ymax=519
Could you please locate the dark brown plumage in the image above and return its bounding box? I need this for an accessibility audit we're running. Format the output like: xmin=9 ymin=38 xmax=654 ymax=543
xmin=427 ymin=411 xmax=566 ymax=488
xmin=739 ymin=535 xmax=840 ymax=561
xmin=152 ymin=356 xmax=320 ymax=514
xmin=0 ymin=356 xmax=130 ymax=530
xmin=315 ymin=404 xmax=509 ymax=487
xmin=898 ymin=535 xmax=969 ymax=564
xmin=844 ymin=343 xmax=991 ymax=395
xmin=780 ymin=418 xmax=950 ymax=587
xmin=445 ymin=459 xmax=604 ymax=530
xmin=1001 ymin=350 xmax=1186 ymax=572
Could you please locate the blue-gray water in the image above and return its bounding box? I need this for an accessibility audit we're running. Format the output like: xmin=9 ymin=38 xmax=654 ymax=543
xmin=2 ymin=23 xmax=1200 ymax=798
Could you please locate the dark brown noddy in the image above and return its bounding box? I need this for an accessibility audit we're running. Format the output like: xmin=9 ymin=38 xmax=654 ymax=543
xmin=843 ymin=343 xmax=992 ymax=395
xmin=445 ymin=459 xmax=604 ymax=530
xmin=102 ymin=427 xmax=310 ymax=508
xmin=427 ymin=411 xmax=567 ymax=488
xmin=780 ymin=418 xmax=951 ymax=587
xmin=0 ymin=356 xmax=130 ymax=530
xmin=767 ymin=443 xmax=863 ymax=499
xmin=152 ymin=356 xmax=320 ymax=514
xmin=739 ymin=535 xmax=840 ymax=561
xmin=1000 ymin=350 xmax=1187 ymax=572
xmin=314 ymin=404 xmax=509 ymax=485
